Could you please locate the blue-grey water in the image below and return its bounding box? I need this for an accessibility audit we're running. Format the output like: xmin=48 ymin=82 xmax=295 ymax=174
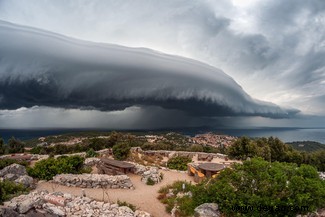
xmin=0 ymin=128 xmax=324 ymax=144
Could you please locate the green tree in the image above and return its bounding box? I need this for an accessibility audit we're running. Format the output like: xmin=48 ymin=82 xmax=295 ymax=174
xmin=227 ymin=136 xmax=258 ymax=160
xmin=27 ymin=155 xmax=86 ymax=180
xmin=112 ymin=142 xmax=131 ymax=160
xmin=7 ymin=137 xmax=24 ymax=153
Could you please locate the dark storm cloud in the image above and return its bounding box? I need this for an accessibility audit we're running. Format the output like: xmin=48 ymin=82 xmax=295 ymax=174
xmin=0 ymin=20 xmax=298 ymax=119
xmin=0 ymin=0 xmax=324 ymax=117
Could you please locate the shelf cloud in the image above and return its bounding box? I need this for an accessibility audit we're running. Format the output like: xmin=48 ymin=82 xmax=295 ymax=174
xmin=0 ymin=20 xmax=298 ymax=123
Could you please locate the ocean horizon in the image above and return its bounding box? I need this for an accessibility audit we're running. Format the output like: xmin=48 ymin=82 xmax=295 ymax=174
xmin=0 ymin=127 xmax=325 ymax=144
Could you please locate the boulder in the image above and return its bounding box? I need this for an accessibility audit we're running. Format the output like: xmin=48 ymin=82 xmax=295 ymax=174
xmin=194 ymin=203 xmax=220 ymax=217
xmin=15 ymin=175 xmax=34 ymax=188
xmin=46 ymin=206 xmax=65 ymax=216
xmin=0 ymin=206 xmax=19 ymax=217
xmin=3 ymin=173 xmax=18 ymax=181
xmin=0 ymin=164 xmax=27 ymax=178
xmin=17 ymin=198 xmax=36 ymax=214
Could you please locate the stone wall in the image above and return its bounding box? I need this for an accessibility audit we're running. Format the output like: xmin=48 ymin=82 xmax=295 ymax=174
xmin=129 ymin=162 xmax=162 ymax=184
xmin=52 ymin=174 xmax=134 ymax=189
xmin=3 ymin=190 xmax=151 ymax=217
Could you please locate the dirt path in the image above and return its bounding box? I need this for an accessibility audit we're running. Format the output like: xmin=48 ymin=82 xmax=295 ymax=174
xmin=37 ymin=170 xmax=194 ymax=217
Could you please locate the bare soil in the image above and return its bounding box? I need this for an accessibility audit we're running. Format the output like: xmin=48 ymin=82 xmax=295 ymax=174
xmin=37 ymin=170 xmax=194 ymax=217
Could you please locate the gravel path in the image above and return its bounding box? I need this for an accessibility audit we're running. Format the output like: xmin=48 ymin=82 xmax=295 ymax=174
xmin=37 ymin=170 xmax=194 ymax=217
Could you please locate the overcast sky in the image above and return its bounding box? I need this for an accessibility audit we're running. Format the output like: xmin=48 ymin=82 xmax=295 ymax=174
xmin=0 ymin=0 xmax=324 ymax=129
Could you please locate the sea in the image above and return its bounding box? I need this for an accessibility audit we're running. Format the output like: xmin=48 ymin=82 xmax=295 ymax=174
xmin=0 ymin=128 xmax=325 ymax=144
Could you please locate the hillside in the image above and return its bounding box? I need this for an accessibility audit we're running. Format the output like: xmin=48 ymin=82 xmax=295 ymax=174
xmin=286 ymin=141 xmax=325 ymax=152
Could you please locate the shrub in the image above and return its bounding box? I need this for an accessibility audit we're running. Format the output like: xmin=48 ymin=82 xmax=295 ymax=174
xmin=157 ymin=181 xmax=194 ymax=216
xmin=159 ymin=158 xmax=325 ymax=217
xmin=85 ymin=148 xmax=98 ymax=158
xmin=112 ymin=142 xmax=131 ymax=160
xmin=7 ymin=137 xmax=25 ymax=154
xmin=117 ymin=200 xmax=137 ymax=211
xmin=146 ymin=177 xmax=155 ymax=185
xmin=27 ymin=155 xmax=86 ymax=180
xmin=0 ymin=180 xmax=29 ymax=204
xmin=167 ymin=156 xmax=192 ymax=171
xmin=160 ymin=172 xmax=164 ymax=180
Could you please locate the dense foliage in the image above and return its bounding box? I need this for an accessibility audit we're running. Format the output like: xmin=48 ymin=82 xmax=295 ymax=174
xmin=159 ymin=158 xmax=325 ymax=217
xmin=0 ymin=180 xmax=29 ymax=204
xmin=27 ymin=155 xmax=87 ymax=180
xmin=112 ymin=142 xmax=131 ymax=160
xmin=228 ymin=137 xmax=325 ymax=171
xmin=167 ymin=156 xmax=192 ymax=171
xmin=0 ymin=137 xmax=25 ymax=155
xmin=7 ymin=137 xmax=25 ymax=154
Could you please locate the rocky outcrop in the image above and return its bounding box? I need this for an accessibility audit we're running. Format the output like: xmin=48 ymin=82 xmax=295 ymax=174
xmin=194 ymin=203 xmax=220 ymax=217
xmin=52 ymin=174 xmax=134 ymax=189
xmin=2 ymin=190 xmax=151 ymax=217
xmin=141 ymin=167 xmax=162 ymax=184
xmin=130 ymin=163 xmax=162 ymax=184
xmin=0 ymin=164 xmax=27 ymax=177
xmin=0 ymin=164 xmax=34 ymax=188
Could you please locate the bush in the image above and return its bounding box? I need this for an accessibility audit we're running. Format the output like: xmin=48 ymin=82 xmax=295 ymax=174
xmin=157 ymin=181 xmax=194 ymax=216
xmin=27 ymin=155 xmax=86 ymax=180
xmin=159 ymin=158 xmax=325 ymax=217
xmin=192 ymin=158 xmax=325 ymax=217
xmin=167 ymin=156 xmax=192 ymax=171
xmin=146 ymin=177 xmax=155 ymax=185
xmin=0 ymin=180 xmax=29 ymax=204
xmin=112 ymin=142 xmax=131 ymax=160
xmin=7 ymin=137 xmax=25 ymax=154
xmin=85 ymin=148 xmax=99 ymax=158
xmin=117 ymin=200 xmax=137 ymax=211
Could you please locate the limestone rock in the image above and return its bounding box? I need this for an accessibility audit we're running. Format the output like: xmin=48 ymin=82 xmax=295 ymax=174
xmin=0 ymin=164 xmax=27 ymax=177
xmin=0 ymin=206 xmax=19 ymax=217
xmin=135 ymin=210 xmax=152 ymax=217
xmin=17 ymin=198 xmax=35 ymax=214
xmin=194 ymin=203 xmax=220 ymax=217
xmin=15 ymin=175 xmax=34 ymax=188
xmin=46 ymin=206 xmax=65 ymax=216
xmin=2 ymin=190 xmax=151 ymax=217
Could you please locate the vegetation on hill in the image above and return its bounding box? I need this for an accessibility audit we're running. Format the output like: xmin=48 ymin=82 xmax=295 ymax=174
xmin=0 ymin=137 xmax=25 ymax=155
xmin=159 ymin=158 xmax=325 ymax=217
xmin=29 ymin=135 xmax=120 ymax=155
xmin=228 ymin=136 xmax=325 ymax=171
xmin=286 ymin=141 xmax=325 ymax=152
xmin=27 ymin=155 xmax=89 ymax=180
xmin=167 ymin=156 xmax=192 ymax=171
